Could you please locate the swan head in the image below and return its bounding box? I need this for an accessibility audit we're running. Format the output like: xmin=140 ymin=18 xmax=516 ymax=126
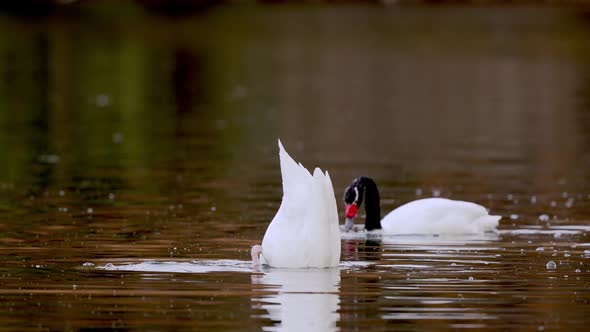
xmin=343 ymin=182 xmax=363 ymax=231
xmin=343 ymin=176 xmax=382 ymax=231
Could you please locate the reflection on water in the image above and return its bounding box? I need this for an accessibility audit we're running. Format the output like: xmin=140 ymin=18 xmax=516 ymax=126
xmin=1 ymin=3 xmax=590 ymax=331
xmin=252 ymin=268 xmax=340 ymax=332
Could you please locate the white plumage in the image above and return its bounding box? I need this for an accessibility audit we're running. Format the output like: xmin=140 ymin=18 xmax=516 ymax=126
xmin=380 ymin=198 xmax=501 ymax=235
xmin=260 ymin=140 xmax=341 ymax=268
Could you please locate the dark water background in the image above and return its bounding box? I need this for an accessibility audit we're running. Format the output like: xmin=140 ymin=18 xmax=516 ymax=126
xmin=1 ymin=3 xmax=590 ymax=331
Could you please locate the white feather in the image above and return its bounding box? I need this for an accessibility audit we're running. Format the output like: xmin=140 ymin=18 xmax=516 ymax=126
xmin=261 ymin=140 xmax=341 ymax=268
xmin=380 ymin=198 xmax=501 ymax=235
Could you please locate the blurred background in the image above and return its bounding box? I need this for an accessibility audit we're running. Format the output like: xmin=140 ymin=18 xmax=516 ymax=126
xmin=2 ymin=1 xmax=590 ymax=330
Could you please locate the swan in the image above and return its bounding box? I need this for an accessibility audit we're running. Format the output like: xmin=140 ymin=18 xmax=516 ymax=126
xmin=252 ymin=140 xmax=341 ymax=268
xmin=342 ymin=176 xmax=501 ymax=235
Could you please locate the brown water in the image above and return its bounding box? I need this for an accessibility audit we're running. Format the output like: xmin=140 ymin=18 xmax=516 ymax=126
xmin=1 ymin=3 xmax=590 ymax=331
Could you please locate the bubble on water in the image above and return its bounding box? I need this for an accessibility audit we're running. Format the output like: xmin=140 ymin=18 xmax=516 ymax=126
xmin=87 ymin=208 xmax=93 ymax=214
xmin=82 ymin=262 xmax=95 ymax=267
xmin=450 ymin=263 xmax=457 ymax=266
xmin=536 ymin=247 xmax=544 ymax=252
xmin=538 ymin=214 xmax=550 ymax=222
xmin=95 ymin=94 xmax=111 ymax=107
xmin=584 ymin=250 xmax=590 ymax=255
xmin=546 ymin=261 xmax=557 ymax=270
xmin=211 ymin=206 xmax=217 ymax=212
xmin=112 ymin=132 xmax=123 ymax=144
xmin=576 ymin=269 xmax=581 ymax=273
xmin=105 ymin=263 xmax=114 ymax=269
xmin=510 ymin=214 xmax=519 ymax=220
xmin=564 ymin=253 xmax=571 ymax=257
xmin=39 ymin=154 xmax=60 ymax=164
xmin=531 ymin=195 xmax=537 ymax=204
xmin=72 ymin=284 xmax=77 ymax=290
xmin=468 ymin=276 xmax=474 ymax=281
xmin=550 ymin=201 xmax=557 ymax=207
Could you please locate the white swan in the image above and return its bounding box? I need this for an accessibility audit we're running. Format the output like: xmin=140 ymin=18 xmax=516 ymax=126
xmin=342 ymin=176 xmax=500 ymax=235
xmin=252 ymin=140 xmax=341 ymax=268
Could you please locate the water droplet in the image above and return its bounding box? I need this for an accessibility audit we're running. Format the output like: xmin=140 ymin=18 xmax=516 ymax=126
xmin=510 ymin=214 xmax=519 ymax=220
xmin=565 ymin=198 xmax=574 ymax=208
xmin=468 ymin=276 xmax=474 ymax=281
xmin=507 ymin=194 xmax=513 ymax=200
xmin=450 ymin=262 xmax=457 ymax=266
xmin=112 ymin=132 xmax=123 ymax=144
xmin=576 ymin=269 xmax=581 ymax=273
xmin=531 ymin=196 xmax=537 ymax=204
xmin=546 ymin=261 xmax=557 ymax=270
xmin=108 ymin=193 xmax=115 ymax=200
xmin=95 ymin=94 xmax=111 ymax=107
xmin=211 ymin=206 xmax=217 ymax=212
xmin=87 ymin=208 xmax=93 ymax=214
xmin=105 ymin=263 xmax=114 ymax=269
xmin=39 ymin=154 xmax=60 ymax=164
xmin=59 ymin=190 xmax=65 ymax=196
xmin=564 ymin=253 xmax=571 ymax=257
xmin=72 ymin=285 xmax=77 ymax=290
xmin=538 ymin=214 xmax=550 ymax=222
xmin=550 ymin=201 xmax=557 ymax=207
xmin=536 ymin=247 xmax=544 ymax=251
xmin=82 ymin=262 xmax=95 ymax=267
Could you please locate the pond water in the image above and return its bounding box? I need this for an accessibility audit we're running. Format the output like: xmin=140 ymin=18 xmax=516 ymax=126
xmin=1 ymin=3 xmax=590 ymax=331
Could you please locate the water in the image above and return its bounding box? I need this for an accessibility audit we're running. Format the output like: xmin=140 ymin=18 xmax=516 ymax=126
xmin=1 ymin=3 xmax=590 ymax=331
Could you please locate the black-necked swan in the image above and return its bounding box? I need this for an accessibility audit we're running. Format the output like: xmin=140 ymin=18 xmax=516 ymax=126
xmin=251 ymin=140 xmax=341 ymax=268
xmin=342 ymin=176 xmax=501 ymax=234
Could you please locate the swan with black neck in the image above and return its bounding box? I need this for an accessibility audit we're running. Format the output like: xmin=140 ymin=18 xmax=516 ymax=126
xmin=343 ymin=176 xmax=500 ymax=234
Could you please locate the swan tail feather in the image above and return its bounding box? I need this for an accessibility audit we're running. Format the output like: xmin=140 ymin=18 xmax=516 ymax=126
xmin=474 ymin=214 xmax=501 ymax=232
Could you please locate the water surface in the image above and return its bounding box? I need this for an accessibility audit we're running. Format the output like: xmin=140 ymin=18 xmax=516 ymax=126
xmin=1 ymin=3 xmax=590 ymax=331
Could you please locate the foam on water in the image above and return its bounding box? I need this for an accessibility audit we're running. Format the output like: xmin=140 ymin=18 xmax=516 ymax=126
xmin=97 ymin=260 xmax=254 ymax=273
xmin=96 ymin=260 xmax=374 ymax=274
xmin=377 ymin=264 xmax=433 ymax=269
xmin=341 ymin=228 xmax=500 ymax=244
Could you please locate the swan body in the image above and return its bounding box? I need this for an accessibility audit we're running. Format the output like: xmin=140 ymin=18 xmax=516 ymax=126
xmin=260 ymin=140 xmax=341 ymax=268
xmin=343 ymin=177 xmax=500 ymax=235
xmin=380 ymin=198 xmax=500 ymax=235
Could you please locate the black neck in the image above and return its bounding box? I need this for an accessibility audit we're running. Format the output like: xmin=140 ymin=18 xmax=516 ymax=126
xmin=357 ymin=177 xmax=381 ymax=231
